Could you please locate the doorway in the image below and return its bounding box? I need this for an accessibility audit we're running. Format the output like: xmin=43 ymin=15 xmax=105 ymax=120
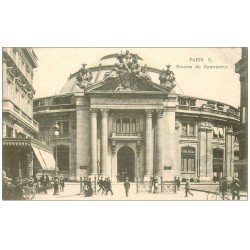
xmin=117 ymin=146 xmax=135 ymax=182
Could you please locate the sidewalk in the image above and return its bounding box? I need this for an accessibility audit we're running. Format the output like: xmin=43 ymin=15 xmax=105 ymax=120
xmin=33 ymin=182 xmax=248 ymax=201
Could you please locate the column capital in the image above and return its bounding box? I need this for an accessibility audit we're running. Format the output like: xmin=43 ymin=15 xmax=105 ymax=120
xmin=145 ymin=109 xmax=154 ymax=118
xmin=90 ymin=108 xmax=98 ymax=117
xmin=100 ymin=108 xmax=109 ymax=117
xmin=226 ymin=126 xmax=234 ymax=134
xmin=156 ymin=109 xmax=164 ymax=118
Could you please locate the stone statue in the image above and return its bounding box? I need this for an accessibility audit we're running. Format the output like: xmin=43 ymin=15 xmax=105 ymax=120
xmin=103 ymin=50 xmax=152 ymax=91
xmin=76 ymin=62 xmax=93 ymax=89
xmin=159 ymin=64 xmax=176 ymax=89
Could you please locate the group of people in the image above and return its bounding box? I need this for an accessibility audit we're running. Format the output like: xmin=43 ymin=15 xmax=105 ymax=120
xmin=82 ymin=177 xmax=94 ymax=197
xmin=97 ymin=177 xmax=114 ymax=195
xmin=219 ymin=176 xmax=241 ymax=200
xmin=173 ymin=176 xmax=193 ymax=197
xmin=81 ymin=176 xmax=131 ymax=197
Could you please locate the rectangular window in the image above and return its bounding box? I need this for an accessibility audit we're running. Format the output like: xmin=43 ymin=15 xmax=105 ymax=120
xmin=182 ymin=124 xmax=188 ymax=135
xmin=189 ymin=99 xmax=196 ymax=106
xmin=6 ymin=126 xmax=13 ymax=138
xmin=63 ymin=122 xmax=69 ymax=135
xmin=131 ymin=118 xmax=136 ymax=132
xmin=57 ymin=121 xmax=70 ymax=136
xmin=218 ymin=127 xmax=224 ymax=139
xmin=188 ymin=158 xmax=195 ymax=172
xmin=180 ymin=98 xmax=187 ymax=105
xmin=122 ymin=118 xmax=130 ymax=132
xmin=189 ymin=124 xmax=195 ymax=136
xmin=116 ymin=118 xmax=121 ymax=132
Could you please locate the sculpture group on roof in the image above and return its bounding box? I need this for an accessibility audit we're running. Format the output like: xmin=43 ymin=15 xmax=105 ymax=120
xmin=75 ymin=51 xmax=177 ymax=91
xmin=103 ymin=50 xmax=151 ymax=91
xmin=76 ymin=63 xmax=93 ymax=89
xmin=159 ymin=64 xmax=176 ymax=89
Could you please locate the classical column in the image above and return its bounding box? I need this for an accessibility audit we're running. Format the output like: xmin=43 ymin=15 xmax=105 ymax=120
xmin=156 ymin=109 xmax=164 ymax=177
xmin=100 ymin=108 xmax=109 ymax=177
xmin=144 ymin=109 xmax=153 ymax=180
xmin=225 ymin=127 xmax=233 ymax=180
xmin=27 ymin=151 xmax=33 ymax=178
xmin=198 ymin=121 xmax=213 ymax=181
xmin=90 ymin=109 xmax=98 ymax=176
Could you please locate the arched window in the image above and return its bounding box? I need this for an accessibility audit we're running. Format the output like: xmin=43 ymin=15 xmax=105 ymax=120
xmin=54 ymin=145 xmax=69 ymax=171
xmin=114 ymin=117 xmax=139 ymax=133
xmin=181 ymin=147 xmax=195 ymax=172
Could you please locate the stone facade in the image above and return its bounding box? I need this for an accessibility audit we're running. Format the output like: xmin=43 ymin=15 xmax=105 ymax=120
xmin=2 ymin=48 xmax=54 ymax=180
xmin=33 ymin=53 xmax=240 ymax=182
xmin=235 ymin=48 xmax=248 ymax=188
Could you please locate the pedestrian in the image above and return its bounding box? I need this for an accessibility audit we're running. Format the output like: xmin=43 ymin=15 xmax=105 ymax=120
xmin=176 ymin=177 xmax=181 ymax=191
xmin=40 ymin=174 xmax=47 ymax=194
xmin=105 ymin=178 xmax=113 ymax=195
xmin=124 ymin=177 xmax=130 ymax=197
xmin=185 ymin=179 xmax=193 ymax=197
xmin=83 ymin=177 xmax=87 ymax=188
xmin=60 ymin=177 xmax=65 ymax=192
xmin=84 ymin=178 xmax=93 ymax=197
xmin=220 ymin=177 xmax=228 ymax=200
xmin=97 ymin=177 xmax=105 ymax=194
xmin=33 ymin=174 xmax=38 ymax=183
xmin=231 ymin=177 xmax=240 ymax=200
xmin=45 ymin=174 xmax=50 ymax=189
xmin=53 ymin=176 xmax=60 ymax=195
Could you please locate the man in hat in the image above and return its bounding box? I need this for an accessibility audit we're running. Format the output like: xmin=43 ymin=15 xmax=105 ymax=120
xmin=124 ymin=177 xmax=130 ymax=197
xmin=97 ymin=176 xmax=105 ymax=194
xmin=220 ymin=177 xmax=228 ymax=200
xmin=105 ymin=177 xmax=113 ymax=195
xmin=184 ymin=179 xmax=194 ymax=197
xmin=231 ymin=177 xmax=240 ymax=200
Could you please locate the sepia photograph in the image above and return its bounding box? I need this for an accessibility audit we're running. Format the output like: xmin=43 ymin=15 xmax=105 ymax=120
xmin=2 ymin=47 xmax=248 ymax=201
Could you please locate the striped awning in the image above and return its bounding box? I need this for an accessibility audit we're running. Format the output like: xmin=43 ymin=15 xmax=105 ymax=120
xmin=3 ymin=138 xmax=55 ymax=170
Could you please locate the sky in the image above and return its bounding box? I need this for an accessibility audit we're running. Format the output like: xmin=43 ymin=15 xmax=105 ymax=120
xmin=33 ymin=48 xmax=241 ymax=107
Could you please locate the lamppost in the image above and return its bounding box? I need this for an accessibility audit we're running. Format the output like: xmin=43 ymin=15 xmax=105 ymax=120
xmin=53 ymin=122 xmax=60 ymax=195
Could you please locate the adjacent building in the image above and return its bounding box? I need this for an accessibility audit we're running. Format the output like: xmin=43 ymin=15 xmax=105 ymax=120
xmin=33 ymin=51 xmax=240 ymax=182
xmin=2 ymin=48 xmax=55 ymax=180
xmin=235 ymin=47 xmax=248 ymax=188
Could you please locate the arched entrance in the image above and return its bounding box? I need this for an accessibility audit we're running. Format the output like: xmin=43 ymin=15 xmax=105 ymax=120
xmin=117 ymin=146 xmax=135 ymax=182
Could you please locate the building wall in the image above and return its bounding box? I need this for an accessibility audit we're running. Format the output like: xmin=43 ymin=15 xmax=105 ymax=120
xmin=3 ymin=48 xmax=38 ymax=139
xmin=34 ymin=93 xmax=240 ymax=182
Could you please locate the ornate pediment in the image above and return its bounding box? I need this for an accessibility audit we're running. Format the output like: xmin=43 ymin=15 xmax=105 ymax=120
xmin=86 ymin=73 xmax=169 ymax=93
xmin=86 ymin=51 xmax=172 ymax=94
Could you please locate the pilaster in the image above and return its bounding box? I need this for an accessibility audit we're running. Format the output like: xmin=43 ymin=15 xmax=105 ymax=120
xmin=90 ymin=108 xmax=98 ymax=177
xmin=27 ymin=151 xmax=33 ymax=177
xmin=144 ymin=109 xmax=153 ymax=180
xmin=100 ymin=108 xmax=109 ymax=177
xmin=75 ymin=94 xmax=90 ymax=180
xmin=198 ymin=121 xmax=213 ymax=181
xmin=225 ymin=127 xmax=234 ymax=180
xmin=156 ymin=109 xmax=164 ymax=177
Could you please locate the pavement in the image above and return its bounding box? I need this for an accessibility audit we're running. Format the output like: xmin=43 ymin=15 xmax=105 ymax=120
xmin=33 ymin=182 xmax=248 ymax=201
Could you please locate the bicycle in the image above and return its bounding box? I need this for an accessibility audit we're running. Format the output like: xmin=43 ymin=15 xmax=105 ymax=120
xmin=207 ymin=187 xmax=230 ymax=200
xmin=19 ymin=178 xmax=37 ymax=200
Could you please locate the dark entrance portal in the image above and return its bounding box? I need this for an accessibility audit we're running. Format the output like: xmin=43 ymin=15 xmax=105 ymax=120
xmin=117 ymin=146 xmax=135 ymax=182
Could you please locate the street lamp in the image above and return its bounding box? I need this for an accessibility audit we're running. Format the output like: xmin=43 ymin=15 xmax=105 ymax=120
xmin=53 ymin=122 xmax=60 ymax=195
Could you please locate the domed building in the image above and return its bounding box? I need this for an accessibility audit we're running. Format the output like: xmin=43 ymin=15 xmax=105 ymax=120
xmin=33 ymin=51 xmax=240 ymax=182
